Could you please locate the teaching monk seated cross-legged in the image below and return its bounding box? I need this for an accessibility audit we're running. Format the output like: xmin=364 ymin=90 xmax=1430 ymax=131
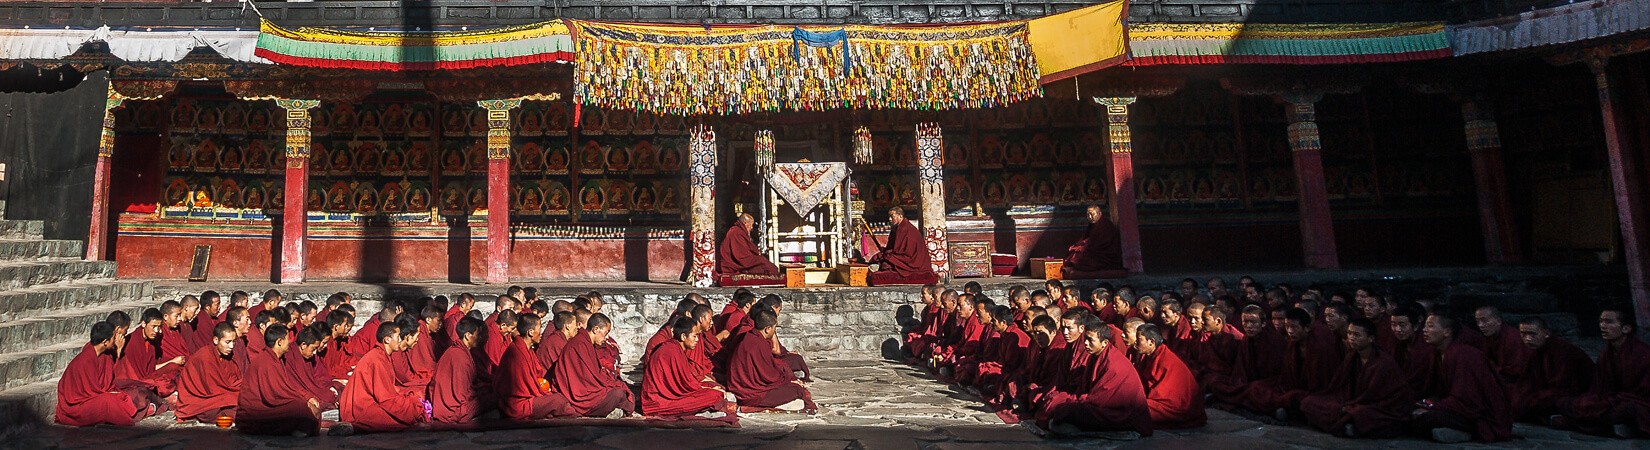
xmin=56 ymin=321 xmax=164 ymax=427
xmin=865 ymin=207 xmax=939 ymax=286
xmin=717 ymin=213 xmax=783 ymax=285
xmin=496 ymin=313 xmax=572 ymax=421
xmin=727 ymin=310 xmax=817 ymax=414
xmin=643 ymin=316 xmax=739 ymax=422
xmin=554 ymin=313 xmax=637 ymax=418
xmin=237 ymin=324 xmax=323 ymax=436
xmin=1062 ymin=204 xmax=1128 ymax=279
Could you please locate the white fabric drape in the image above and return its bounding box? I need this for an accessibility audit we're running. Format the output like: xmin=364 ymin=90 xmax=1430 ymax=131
xmin=0 ymin=26 xmax=269 ymax=63
xmin=1450 ymin=0 xmax=1650 ymax=56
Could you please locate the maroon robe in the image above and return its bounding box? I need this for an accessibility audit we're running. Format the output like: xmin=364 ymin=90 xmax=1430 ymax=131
xmin=283 ymin=351 xmax=339 ymax=408
xmin=479 ymin=317 xmax=509 ymax=378
xmin=56 ymin=344 xmax=141 ymax=427
xmin=715 ymin=308 xmax=754 ymax=339
xmin=642 ymin=341 xmax=728 ymax=417
xmin=1041 ymin=344 xmax=1152 ymax=435
xmin=347 ymin=316 xmax=384 ymax=361
xmin=1558 ymin=336 xmax=1650 ymax=434
xmin=717 ymin=224 xmax=778 ymax=276
xmin=598 ymin=337 xmax=622 ymax=378
xmin=160 ymin=325 xmax=191 ymax=361
xmin=442 ymin=306 xmax=465 ymax=344
xmin=391 ymin=325 xmax=438 ymax=391
xmin=905 ymin=304 xmax=944 ymax=356
xmin=1512 ymin=336 xmax=1594 ymax=421
xmin=867 ymin=220 xmax=938 ymax=285
xmin=552 ymin=330 xmax=634 ymax=417
xmin=237 ymin=350 xmax=320 ymax=435
xmin=1162 ymin=319 xmax=1197 ymax=362
xmin=496 ymin=339 xmax=571 ymax=420
xmin=1299 ymin=347 xmax=1415 ymax=437
xmin=175 ymin=345 xmax=243 ymax=421
xmin=430 ymin=345 xmax=488 ymax=424
xmin=1424 ymin=341 xmax=1512 ymax=442
xmin=1138 ymin=346 xmax=1205 ymax=429
xmin=697 ymin=330 xmax=723 ymax=376
xmin=1393 ymin=337 xmax=1439 ymax=397
xmin=726 ymin=331 xmax=812 ymax=409
xmin=322 ymin=337 xmax=356 ymax=380
xmin=1195 ymin=325 xmax=1245 ymax=391
xmin=340 ymin=347 xmax=426 ymax=432
xmin=182 ymin=314 xmax=218 ymax=354
xmin=538 ymin=331 xmax=570 ymax=372
xmin=1241 ymin=332 xmax=1339 ymax=412
xmin=1479 ymin=323 xmax=1530 ymax=384
xmin=115 ymin=330 xmax=177 ymax=396
xmin=974 ymin=326 xmax=1032 ymax=395
xmin=1063 ymin=219 xmax=1122 ymax=271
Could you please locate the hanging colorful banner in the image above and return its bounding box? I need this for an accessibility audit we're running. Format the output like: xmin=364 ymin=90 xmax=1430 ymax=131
xmin=254 ymin=19 xmax=575 ymax=71
xmin=569 ymin=21 xmax=1041 ymax=116
xmin=1026 ymin=1 xmax=1131 ymax=83
xmin=1124 ymin=22 xmax=1451 ymax=66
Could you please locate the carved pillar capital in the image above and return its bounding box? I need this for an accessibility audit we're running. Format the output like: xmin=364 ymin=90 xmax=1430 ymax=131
xmin=478 ymin=99 xmax=523 ymax=160
xmin=276 ymin=99 xmax=321 ymax=160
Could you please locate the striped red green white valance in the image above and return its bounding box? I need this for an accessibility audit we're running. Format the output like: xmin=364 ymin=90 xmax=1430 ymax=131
xmin=1125 ymin=22 xmax=1452 ymax=66
xmin=253 ymin=19 xmax=574 ymax=71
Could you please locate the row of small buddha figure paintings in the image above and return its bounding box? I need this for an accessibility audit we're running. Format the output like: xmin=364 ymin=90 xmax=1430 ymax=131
xmin=1130 ymin=164 xmax=1464 ymax=206
xmin=856 ymin=171 xmax=1113 ymax=209
xmin=131 ymin=100 xmax=705 ymax=137
xmin=862 ymin=132 xmax=1110 ymax=171
xmin=158 ymin=177 xmax=685 ymax=217
xmin=164 ymin=136 xmax=687 ymax=176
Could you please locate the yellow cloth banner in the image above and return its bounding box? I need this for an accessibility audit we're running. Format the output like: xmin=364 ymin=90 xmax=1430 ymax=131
xmin=1027 ymin=0 xmax=1129 ymax=83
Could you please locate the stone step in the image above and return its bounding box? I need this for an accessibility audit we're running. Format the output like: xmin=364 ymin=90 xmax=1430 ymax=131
xmin=0 ymin=279 xmax=154 ymax=324
xmin=0 ymin=341 xmax=83 ymax=393
xmin=0 ymin=299 xmax=151 ymax=361
xmin=0 ymin=239 xmax=83 ymax=261
xmin=0 ymin=259 xmax=117 ymax=292
xmin=0 ymin=220 xmax=44 ymax=241
xmin=0 ymin=378 xmax=55 ymax=433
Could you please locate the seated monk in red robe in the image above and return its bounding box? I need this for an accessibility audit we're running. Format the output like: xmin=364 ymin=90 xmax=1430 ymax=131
xmin=973 ymin=306 xmax=1032 ymax=401
xmin=287 ymin=327 xmax=340 ymax=410
xmin=340 ymin=322 xmax=430 ymax=433
xmin=159 ymin=301 xmax=192 ymax=363
xmin=430 ymin=317 xmax=493 ymax=425
xmin=1131 ymin=324 xmax=1205 ymax=429
xmin=175 ymin=322 xmax=244 ymax=423
xmin=479 ymin=309 xmax=519 ymax=379
xmin=1555 ymin=309 xmax=1650 ymax=438
xmin=1018 ymin=312 xmax=1082 ymax=414
xmin=998 ymin=315 xmax=1058 ymax=411
xmin=496 ymin=314 xmax=573 ymax=420
xmin=1241 ymin=308 xmax=1339 ymax=418
xmin=1474 ymin=306 xmax=1531 ymax=385
xmin=1038 ymin=323 xmax=1152 ymax=437
xmin=320 ymin=310 xmax=358 ymax=380
xmin=56 ymin=322 xmax=158 ymax=427
xmin=1062 ymin=205 xmax=1125 ymax=278
xmin=115 ymin=308 xmax=183 ymax=396
xmin=717 ymin=213 xmax=780 ymax=277
xmin=643 ymin=317 xmax=738 ymax=420
xmin=755 ymin=296 xmax=812 ymax=382
xmin=865 ymin=207 xmax=938 ymax=286
xmin=904 ymin=286 xmax=944 ymax=359
xmin=180 ymin=294 xmax=217 ymax=355
xmin=553 ymin=314 xmax=636 ymax=418
xmin=237 ymin=325 xmax=323 ymax=436
xmin=391 ymin=318 xmax=436 ymax=392
xmin=1300 ymin=319 xmax=1415 ymax=438
xmin=1194 ymin=308 xmax=1246 ymax=392
xmin=646 ymin=300 xmax=701 ymax=361
xmin=1410 ymin=313 xmax=1512 ymax=443
xmin=443 ymin=294 xmax=477 ymax=345
xmin=1389 ymin=303 xmax=1438 ymax=397
xmin=539 ymin=311 xmax=578 ymax=373
xmin=727 ymin=310 xmax=817 ymax=413
xmin=1511 ymin=317 xmax=1594 ymax=423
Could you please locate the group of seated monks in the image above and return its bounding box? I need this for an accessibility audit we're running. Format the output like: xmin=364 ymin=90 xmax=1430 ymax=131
xmin=717 ymin=208 xmax=940 ymax=286
xmin=55 ymin=287 xmax=817 ymax=435
xmin=903 ymin=277 xmax=1650 ymax=442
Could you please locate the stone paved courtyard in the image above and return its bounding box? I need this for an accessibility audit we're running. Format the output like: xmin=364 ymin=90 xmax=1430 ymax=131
xmin=8 ymin=358 xmax=1646 ymax=450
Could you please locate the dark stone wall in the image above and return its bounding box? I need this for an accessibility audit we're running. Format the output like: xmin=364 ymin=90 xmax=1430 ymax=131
xmin=0 ymin=69 xmax=108 ymax=243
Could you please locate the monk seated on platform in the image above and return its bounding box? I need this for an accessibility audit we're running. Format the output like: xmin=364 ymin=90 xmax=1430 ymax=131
xmin=717 ymin=213 xmax=785 ymax=287
xmin=57 ymin=321 xmax=164 ymax=427
xmin=1061 ymin=205 xmax=1128 ymax=280
xmin=642 ymin=317 xmax=738 ymax=422
xmin=727 ymin=310 xmax=817 ymax=414
xmin=865 ymin=207 xmax=939 ymax=286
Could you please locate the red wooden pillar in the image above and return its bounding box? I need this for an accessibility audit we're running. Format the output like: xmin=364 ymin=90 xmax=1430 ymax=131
xmin=1461 ymin=100 xmax=1523 ymax=264
xmin=479 ymin=99 xmax=522 ymax=285
xmin=1098 ymin=97 xmax=1144 ymax=274
xmin=1589 ymin=58 xmax=1650 ymax=322
xmin=276 ymin=99 xmax=320 ymax=283
xmin=87 ymin=88 xmax=124 ymax=260
xmin=1282 ymin=92 xmax=1340 ymax=270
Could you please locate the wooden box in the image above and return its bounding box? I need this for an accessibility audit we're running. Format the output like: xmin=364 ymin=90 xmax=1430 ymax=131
xmin=836 ymin=263 xmax=869 ymax=287
xmin=948 ymin=241 xmax=992 ymax=278
xmin=785 ymin=266 xmax=808 ymax=288
xmin=1030 ymin=258 xmax=1064 ymax=281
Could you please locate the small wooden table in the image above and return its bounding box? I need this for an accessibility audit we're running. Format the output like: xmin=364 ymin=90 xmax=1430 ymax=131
xmin=1030 ymin=258 xmax=1064 ymax=281
xmin=836 ymin=263 xmax=870 ymax=287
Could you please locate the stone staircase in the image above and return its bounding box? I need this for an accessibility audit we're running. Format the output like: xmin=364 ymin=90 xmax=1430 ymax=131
xmin=0 ymin=219 xmax=155 ymax=432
